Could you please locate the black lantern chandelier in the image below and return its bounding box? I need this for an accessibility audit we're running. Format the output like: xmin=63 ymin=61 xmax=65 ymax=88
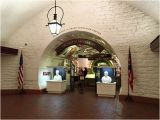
xmin=47 ymin=0 xmax=64 ymax=35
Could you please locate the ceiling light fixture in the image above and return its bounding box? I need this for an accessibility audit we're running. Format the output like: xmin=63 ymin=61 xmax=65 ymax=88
xmin=46 ymin=0 xmax=64 ymax=35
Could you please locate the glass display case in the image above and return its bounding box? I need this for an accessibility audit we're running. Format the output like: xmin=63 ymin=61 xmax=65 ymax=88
xmin=95 ymin=66 xmax=116 ymax=97
xmin=94 ymin=67 xmax=116 ymax=83
xmin=46 ymin=67 xmax=67 ymax=93
xmin=53 ymin=67 xmax=66 ymax=80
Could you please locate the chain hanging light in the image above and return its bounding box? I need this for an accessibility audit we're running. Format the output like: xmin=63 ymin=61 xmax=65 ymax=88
xmin=46 ymin=0 xmax=64 ymax=35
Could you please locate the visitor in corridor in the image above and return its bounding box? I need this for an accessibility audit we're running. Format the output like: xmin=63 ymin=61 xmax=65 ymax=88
xmin=83 ymin=67 xmax=88 ymax=78
xmin=78 ymin=67 xmax=84 ymax=93
xmin=101 ymin=71 xmax=112 ymax=83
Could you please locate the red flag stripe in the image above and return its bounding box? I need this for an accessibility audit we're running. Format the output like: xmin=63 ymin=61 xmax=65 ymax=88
xmin=18 ymin=72 xmax=23 ymax=83
xmin=18 ymin=80 xmax=23 ymax=89
xmin=19 ymin=67 xmax=23 ymax=77
xmin=18 ymin=76 xmax=23 ymax=85
xmin=18 ymin=75 xmax=23 ymax=84
xmin=18 ymin=78 xmax=23 ymax=85
xmin=18 ymin=52 xmax=24 ymax=91
xmin=18 ymin=78 xmax=21 ymax=85
xmin=18 ymin=73 xmax=23 ymax=86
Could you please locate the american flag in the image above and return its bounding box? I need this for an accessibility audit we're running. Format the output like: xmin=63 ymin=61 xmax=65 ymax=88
xmin=128 ymin=47 xmax=133 ymax=91
xmin=18 ymin=52 xmax=24 ymax=91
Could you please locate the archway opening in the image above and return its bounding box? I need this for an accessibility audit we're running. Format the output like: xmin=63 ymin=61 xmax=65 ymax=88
xmin=38 ymin=30 xmax=121 ymax=95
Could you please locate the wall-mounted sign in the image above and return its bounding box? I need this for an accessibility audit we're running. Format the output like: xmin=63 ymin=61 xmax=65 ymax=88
xmin=55 ymin=39 xmax=105 ymax=55
xmin=60 ymin=27 xmax=101 ymax=35
xmin=78 ymin=53 xmax=112 ymax=60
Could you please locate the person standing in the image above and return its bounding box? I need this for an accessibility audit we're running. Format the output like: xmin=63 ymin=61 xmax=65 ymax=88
xmin=83 ymin=67 xmax=88 ymax=87
xmin=83 ymin=67 xmax=88 ymax=78
xmin=78 ymin=68 xmax=84 ymax=93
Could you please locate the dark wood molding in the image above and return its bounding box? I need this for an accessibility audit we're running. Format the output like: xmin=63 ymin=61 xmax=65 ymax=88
xmin=0 ymin=46 xmax=18 ymax=55
xmin=23 ymin=89 xmax=47 ymax=94
xmin=55 ymin=39 xmax=105 ymax=55
xmin=1 ymin=89 xmax=47 ymax=95
xmin=119 ymin=95 xmax=159 ymax=105
xmin=79 ymin=53 xmax=112 ymax=60
xmin=150 ymin=35 xmax=159 ymax=52
xmin=1 ymin=89 xmax=19 ymax=95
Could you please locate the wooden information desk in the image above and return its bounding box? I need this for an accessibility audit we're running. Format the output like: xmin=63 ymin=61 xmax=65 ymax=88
xmin=47 ymin=80 xmax=67 ymax=93
xmin=97 ymin=82 xmax=116 ymax=97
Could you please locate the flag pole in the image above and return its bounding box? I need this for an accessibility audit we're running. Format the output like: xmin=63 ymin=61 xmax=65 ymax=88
xmin=125 ymin=77 xmax=133 ymax=101
xmin=18 ymin=49 xmax=25 ymax=94
xmin=125 ymin=47 xmax=133 ymax=102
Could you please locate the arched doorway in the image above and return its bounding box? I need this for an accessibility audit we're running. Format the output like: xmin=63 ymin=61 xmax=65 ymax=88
xmin=38 ymin=30 xmax=121 ymax=94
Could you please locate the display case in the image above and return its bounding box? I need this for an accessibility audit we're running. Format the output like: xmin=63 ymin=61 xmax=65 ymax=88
xmin=53 ymin=67 xmax=66 ymax=80
xmin=94 ymin=67 xmax=116 ymax=82
xmin=95 ymin=66 xmax=116 ymax=97
xmin=46 ymin=67 xmax=67 ymax=93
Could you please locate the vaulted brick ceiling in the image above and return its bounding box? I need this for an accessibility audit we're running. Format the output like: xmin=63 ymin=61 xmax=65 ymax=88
xmin=1 ymin=0 xmax=159 ymax=41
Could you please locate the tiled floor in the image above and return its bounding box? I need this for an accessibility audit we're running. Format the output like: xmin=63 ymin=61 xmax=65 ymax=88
xmin=1 ymin=87 xmax=159 ymax=119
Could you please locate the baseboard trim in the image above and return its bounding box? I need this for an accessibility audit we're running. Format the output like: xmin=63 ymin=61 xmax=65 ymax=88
xmin=1 ymin=89 xmax=47 ymax=95
xmin=1 ymin=89 xmax=18 ymax=95
xmin=119 ymin=95 xmax=159 ymax=105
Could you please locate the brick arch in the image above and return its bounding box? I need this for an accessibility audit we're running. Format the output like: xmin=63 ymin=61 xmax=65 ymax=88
xmin=39 ymin=30 xmax=121 ymax=90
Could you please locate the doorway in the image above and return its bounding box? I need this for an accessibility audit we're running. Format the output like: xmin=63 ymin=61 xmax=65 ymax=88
xmin=38 ymin=30 xmax=121 ymax=95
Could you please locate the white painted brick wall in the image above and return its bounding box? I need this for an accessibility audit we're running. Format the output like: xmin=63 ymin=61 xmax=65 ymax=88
xmin=1 ymin=0 xmax=159 ymax=98
xmin=1 ymin=55 xmax=19 ymax=89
